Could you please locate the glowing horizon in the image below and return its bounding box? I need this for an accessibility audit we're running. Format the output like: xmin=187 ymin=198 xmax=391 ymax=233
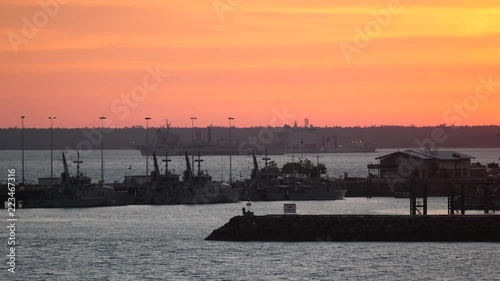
xmin=1 ymin=0 xmax=500 ymax=128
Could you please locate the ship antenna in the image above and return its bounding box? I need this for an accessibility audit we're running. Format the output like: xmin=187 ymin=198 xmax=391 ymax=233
xmin=316 ymin=154 xmax=324 ymax=166
xmin=300 ymin=139 xmax=304 ymax=161
xmin=165 ymin=119 xmax=171 ymax=157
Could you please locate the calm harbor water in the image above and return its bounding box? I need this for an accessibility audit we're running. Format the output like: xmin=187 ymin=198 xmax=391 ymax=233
xmin=1 ymin=149 xmax=500 ymax=280
xmin=1 ymin=148 xmax=499 ymax=184
xmin=1 ymin=200 xmax=500 ymax=280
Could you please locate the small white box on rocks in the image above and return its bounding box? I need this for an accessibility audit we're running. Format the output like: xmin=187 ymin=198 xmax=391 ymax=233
xmin=284 ymin=203 xmax=296 ymax=214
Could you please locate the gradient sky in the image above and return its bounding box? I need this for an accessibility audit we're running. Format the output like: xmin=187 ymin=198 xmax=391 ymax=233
xmin=1 ymin=0 xmax=500 ymax=128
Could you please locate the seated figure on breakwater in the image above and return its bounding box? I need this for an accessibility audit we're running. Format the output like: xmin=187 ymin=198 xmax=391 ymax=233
xmin=241 ymin=207 xmax=254 ymax=216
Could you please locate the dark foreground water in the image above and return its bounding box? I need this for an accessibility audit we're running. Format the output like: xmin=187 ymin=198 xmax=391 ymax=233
xmin=1 ymin=199 xmax=500 ymax=280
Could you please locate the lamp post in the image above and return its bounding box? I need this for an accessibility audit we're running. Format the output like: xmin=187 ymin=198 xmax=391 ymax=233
xmin=145 ymin=117 xmax=151 ymax=176
xmin=21 ymin=116 xmax=25 ymax=184
xmin=190 ymin=116 xmax=197 ymax=146
xmin=228 ymin=117 xmax=234 ymax=183
xmin=190 ymin=116 xmax=197 ymax=167
xmin=165 ymin=118 xmax=170 ymax=153
xmin=99 ymin=116 xmax=106 ymax=182
xmin=48 ymin=116 xmax=56 ymax=188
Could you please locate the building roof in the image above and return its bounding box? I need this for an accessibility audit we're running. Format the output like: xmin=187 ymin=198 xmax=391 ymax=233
xmin=376 ymin=149 xmax=475 ymax=161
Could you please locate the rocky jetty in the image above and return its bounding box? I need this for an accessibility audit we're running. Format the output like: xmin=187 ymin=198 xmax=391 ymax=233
xmin=206 ymin=215 xmax=500 ymax=242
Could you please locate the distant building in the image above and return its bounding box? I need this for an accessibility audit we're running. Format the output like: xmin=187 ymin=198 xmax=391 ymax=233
xmin=369 ymin=149 xmax=474 ymax=179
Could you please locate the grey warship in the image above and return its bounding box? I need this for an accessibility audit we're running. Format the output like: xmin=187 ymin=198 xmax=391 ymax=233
xmin=130 ymin=151 xmax=241 ymax=204
xmin=137 ymin=125 xmax=286 ymax=156
xmin=23 ymin=153 xmax=127 ymax=208
xmin=239 ymin=151 xmax=347 ymax=201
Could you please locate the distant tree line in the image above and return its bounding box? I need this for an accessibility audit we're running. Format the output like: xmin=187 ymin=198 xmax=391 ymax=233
xmin=0 ymin=125 xmax=499 ymax=150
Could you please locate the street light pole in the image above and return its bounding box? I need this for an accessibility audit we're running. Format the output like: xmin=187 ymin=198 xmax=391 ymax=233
xmin=191 ymin=116 xmax=197 ymax=146
xmin=48 ymin=116 xmax=56 ymax=188
xmin=99 ymin=116 xmax=106 ymax=182
xmin=145 ymin=117 xmax=151 ymax=176
xmin=190 ymin=116 xmax=197 ymax=167
xmin=21 ymin=116 xmax=25 ymax=184
xmin=228 ymin=117 xmax=234 ymax=183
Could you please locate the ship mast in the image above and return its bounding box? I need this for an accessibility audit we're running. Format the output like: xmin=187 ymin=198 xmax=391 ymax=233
xmin=195 ymin=152 xmax=204 ymax=176
xmin=316 ymin=154 xmax=323 ymax=166
xmin=262 ymin=150 xmax=270 ymax=170
xmin=162 ymin=151 xmax=171 ymax=175
xmin=73 ymin=152 xmax=82 ymax=176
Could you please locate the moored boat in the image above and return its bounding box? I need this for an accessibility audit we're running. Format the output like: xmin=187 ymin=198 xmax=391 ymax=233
xmin=23 ymin=153 xmax=127 ymax=208
xmin=240 ymin=151 xmax=347 ymax=201
xmin=127 ymin=151 xmax=242 ymax=204
xmin=137 ymin=125 xmax=286 ymax=156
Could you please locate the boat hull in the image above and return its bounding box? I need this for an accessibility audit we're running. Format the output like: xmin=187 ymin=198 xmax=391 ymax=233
xmin=134 ymin=184 xmax=242 ymax=205
xmin=265 ymin=189 xmax=346 ymax=201
xmin=239 ymin=187 xmax=267 ymax=201
xmin=288 ymin=189 xmax=347 ymax=201
xmin=23 ymin=197 xmax=125 ymax=208
xmin=243 ymin=186 xmax=347 ymax=201
xmin=286 ymin=147 xmax=377 ymax=154
xmin=21 ymin=184 xmax=129 ymax=208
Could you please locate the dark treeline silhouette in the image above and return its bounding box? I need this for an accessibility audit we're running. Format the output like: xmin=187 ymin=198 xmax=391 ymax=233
xmin=0 ymin=125 xmax=499 ymax=150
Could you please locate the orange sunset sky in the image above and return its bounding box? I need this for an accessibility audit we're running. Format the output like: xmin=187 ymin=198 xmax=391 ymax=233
xmin=1 ymin=0 xmax=500 ymax=128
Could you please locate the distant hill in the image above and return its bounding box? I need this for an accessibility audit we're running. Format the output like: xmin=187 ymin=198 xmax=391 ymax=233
xmin=0 ymin=126 xmax=499 ymax=150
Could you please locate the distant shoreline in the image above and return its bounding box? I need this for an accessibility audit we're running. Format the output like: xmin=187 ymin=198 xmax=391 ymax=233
xmin=1 ymin=146 xmax=500 ymax=151
xmin=1 ymin=126 xmax=499 ymax=150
